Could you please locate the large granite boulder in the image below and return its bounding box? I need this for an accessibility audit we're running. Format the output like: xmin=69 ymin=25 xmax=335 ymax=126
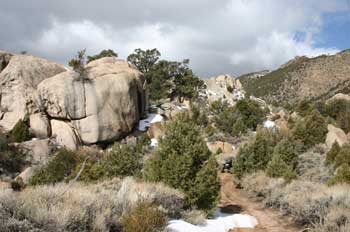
xmin=15 ymin=139 xmax=53 ymax=165
xmin=38 ymin=57 xmax=147 ymax=147
xmin=0 ymin=53 xmax=65 ymax=131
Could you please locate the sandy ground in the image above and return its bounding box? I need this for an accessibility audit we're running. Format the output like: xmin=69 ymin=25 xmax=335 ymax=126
xmin=219 ymin=173 xmax=304 ymax=232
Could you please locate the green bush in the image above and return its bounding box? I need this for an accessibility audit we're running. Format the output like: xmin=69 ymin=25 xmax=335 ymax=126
xmin=144 ymin=113 xmax=219 ymax=211
xmin=190 ymin=103 xmax=209 ymax=127
xmin=233 ymin=127 xmax=282 ymax=179
xmin=187 ymin=156 xmax=220 ymax=210
xmin=293 ymin=109 xmax=327 ymax=149
xmin=68 ymin=49 xmax=86 ymax=78
xmin=328 ymin=163 xmax=350 ymax=185
xmin=326 ymin=141 xmax=341 ymax=165
xmin=128 ymin=48 xmax=203 ymax=101
xmin=226 ymin=85 xmax=234 ymax=93
xmin=120 ymin=201 xmax=167 ymax=232
xmin=29 ymin=149 xmax=82 ymax=185
xmin=9 ymin=118 xmax=32 ymax=143
xmin=11 ymin=178 xmax=25 ymax=191
xmin=211 ymin=99 xmax=266 ymax=137
xmin=0 ymin=132 xmax=26 ymax=175
xmin=87 ymin=49 xmax=118 ymax=63
xmin=101 ymin=143 xmax=142 ymax=178
xmin=334 ymin=144 xmax=350 ymax=169
xmin=266 ymin=153 xmax=296 ymax=181
xmin=272 ymin=138 xmax=300 ymax=169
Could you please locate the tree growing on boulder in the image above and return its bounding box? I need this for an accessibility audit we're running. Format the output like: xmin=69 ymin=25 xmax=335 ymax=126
xmin=87 ymin=49 xmax=118 ymax=63
xmin=68 ymin=49 xmax=87 ymax=80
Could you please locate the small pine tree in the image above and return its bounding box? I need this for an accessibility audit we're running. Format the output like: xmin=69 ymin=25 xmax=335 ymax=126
xmin=326 ymin=141 xmax=341 ymax=165
xmin=29 ymin=149 xmax=81 ymax=185
xmin=231 ymin=117 xmax=247 ymax=136
xmin=334 ymin=144 xmax=350 ymax=169
xmin=266 ymin=153 xmax=292 ymax=178
xmin=68 ymin=49 xmax=86 ymax=80
xmin=294 ymin=109 xmax=327 ymax=149
xmin=144 ymin=113 xmax=218 ymax=210
xmin=9 ymin=117 xmax=32 ymax=142
xmin=188 ymin=156 xmax=220 ymax=211
xmin=272 ymin=138 xmax=299 ymax=168
xmin=101 ymin=143 xmax=142 ymax=178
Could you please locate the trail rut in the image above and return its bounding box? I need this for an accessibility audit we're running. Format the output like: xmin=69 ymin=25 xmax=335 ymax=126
xmin=219 ymin=173 xmax=303 ymax=232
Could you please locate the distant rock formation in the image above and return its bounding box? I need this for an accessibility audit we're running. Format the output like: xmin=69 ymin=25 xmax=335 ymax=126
xmin=204 ymin=74 xmax=245 ymax=105
xmin=0 ymin=52 xmax=147 ymax=149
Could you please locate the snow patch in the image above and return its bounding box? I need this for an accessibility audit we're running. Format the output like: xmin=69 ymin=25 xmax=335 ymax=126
xmin=263 ymin=120 xmax=275 ymax=129
xmin=150 ymin=138 xmax=158 ymax=147
xmin=167 ymin=213 xmax=258 ymax=232
xmin=138 ymin=114 xmax=164 ymax=131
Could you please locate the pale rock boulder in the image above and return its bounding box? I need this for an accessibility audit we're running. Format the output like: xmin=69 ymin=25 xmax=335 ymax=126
xmin=0 ymin=54 xmax=65 ymax=131
xmin=326 ymin=93 xmax=350 ymax=104
xmin=326 ymin=124 xmax=348 ymax=148
xmin=29 ymin=113 xmax=51 ymax=138
xmin=38 ymin=57 xmax=147 ymax=146
xmin=51 ymin=120 xmax=80 ymax=150
xmin=15 ymin=139 xmax=53 ymax=165
xmin=17 ymin=167 xmax=36 ymax=184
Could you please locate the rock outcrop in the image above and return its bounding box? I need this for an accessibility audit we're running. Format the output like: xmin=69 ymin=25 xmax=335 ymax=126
xmin=326 ymin=124 xmax=348 ymax=148
xmin=204 ymin=74 xmax=245 ymax=105
xmin=0 ymin=53 xmax=65 ymax=131
xmin=38 ymin=57 xmax=147 ymax=147
xmin=326 ymin=93 xmax=350 ymax=104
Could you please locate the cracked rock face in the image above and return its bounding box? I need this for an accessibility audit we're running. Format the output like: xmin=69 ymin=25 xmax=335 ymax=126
xmin=0 ymin=53 xmax=66 ymax=131
xmin=38 ymin=57 xmax=147 ymax=147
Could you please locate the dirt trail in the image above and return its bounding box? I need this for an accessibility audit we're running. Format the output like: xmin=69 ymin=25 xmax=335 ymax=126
xmin=219 ymin=173 xmax=303 ymax=232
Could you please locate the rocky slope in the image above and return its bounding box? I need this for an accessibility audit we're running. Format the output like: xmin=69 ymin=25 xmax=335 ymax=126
xmin=240 ymin=50 xmax=350 ymax=105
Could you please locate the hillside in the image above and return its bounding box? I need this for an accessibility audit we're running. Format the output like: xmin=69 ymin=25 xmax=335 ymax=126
xmin=240 ymin=50 xmax=350 ymax=105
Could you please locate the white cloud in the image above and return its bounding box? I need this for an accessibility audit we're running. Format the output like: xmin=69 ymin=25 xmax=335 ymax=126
xmin=12 ymin=0 xmax=350 ymax=77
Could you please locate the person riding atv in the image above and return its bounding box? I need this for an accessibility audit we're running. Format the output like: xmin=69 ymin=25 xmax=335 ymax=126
xmin=221 ymin=157 xmax=234 ymax=173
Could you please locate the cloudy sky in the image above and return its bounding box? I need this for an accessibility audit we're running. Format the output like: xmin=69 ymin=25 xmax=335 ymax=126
xmin=1 ymin=0 xmax=350 ymax=77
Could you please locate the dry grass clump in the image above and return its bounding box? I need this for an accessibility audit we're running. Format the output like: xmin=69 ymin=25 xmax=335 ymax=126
xmin=116 ymin=177 xmax=184 ymax=217
xmin=297 ymin=146 xmax=333 ymax=183
xmin=0 ymin=177 xmax=184 ymax=231
xmin=181 ymin=209 xmax=207 ymax=225
xmin=241 ymin=171 xmax=285 ymax=198
xmin=242 ymin=172 xmax=350 ymax=231
xmin=120 ymin=201 xmax=167 ymax=232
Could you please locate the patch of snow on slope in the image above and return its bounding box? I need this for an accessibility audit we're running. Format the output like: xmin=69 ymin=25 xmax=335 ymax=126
xmin=263 ymin=120 xmax=275 ymax=129
xmin=138 ymin=114 xmax=164 ymax=131
xmin=167 ymin=213 xmax=258 ymax=232
xmin=150 ymin=138 xmax=158 ymax=147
